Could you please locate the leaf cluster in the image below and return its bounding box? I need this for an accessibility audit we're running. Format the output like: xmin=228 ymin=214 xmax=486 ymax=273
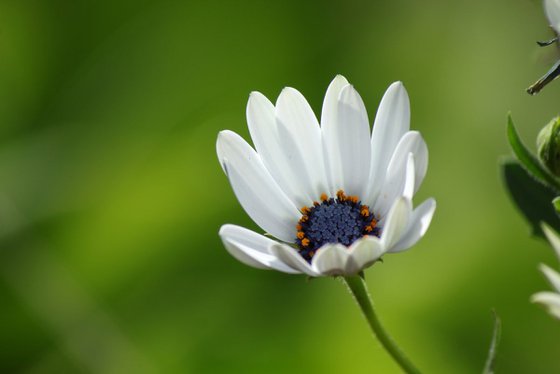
xmin=501 ymin=115 xmax=560 ymax=238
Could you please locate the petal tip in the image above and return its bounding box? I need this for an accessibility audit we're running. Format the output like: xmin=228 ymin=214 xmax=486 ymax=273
xmin=277 ymin=86 xmax=299 ymax=105
xmin=218 ymin=224 xmax=233 ymax=237
xmin=217 ymin=129 xmax=235 ymax=142
xmin=247 ymin=90 xmax=272 ymax=103
xmin=280 ymin=86 xmax=295 ymax=94
xmin=338 ymin=84 xmax=353 ymax=98
xmin=388 ymin=81 xmax=407 ymax=94
xmin=332 ymin=75 xmax=350 ymax=86
xmin=427 ymin=197 xmax=437 ymax=211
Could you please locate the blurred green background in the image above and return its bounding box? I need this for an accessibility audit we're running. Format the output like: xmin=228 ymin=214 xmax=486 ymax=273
xmin=1 ymin=0 xmax=560 ymax=372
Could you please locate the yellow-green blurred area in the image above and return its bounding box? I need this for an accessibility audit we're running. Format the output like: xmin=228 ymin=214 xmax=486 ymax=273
xmin=2 ymin=0 xmax=560 ymax=372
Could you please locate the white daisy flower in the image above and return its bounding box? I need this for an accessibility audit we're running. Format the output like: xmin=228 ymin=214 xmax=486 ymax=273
xmin=216 ymin=75 xmax=436 ymax=276
xmin=531 ymin=224 xmax=560 ymax=319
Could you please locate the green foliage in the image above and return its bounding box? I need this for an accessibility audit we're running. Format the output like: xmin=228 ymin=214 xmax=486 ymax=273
xmin=506 ymin=115 xmax=560 ymax=192
xmin=501 ymin=159 xmax=560 ymax=238
xmin=503 ymin=116 xmax=560 ymax=238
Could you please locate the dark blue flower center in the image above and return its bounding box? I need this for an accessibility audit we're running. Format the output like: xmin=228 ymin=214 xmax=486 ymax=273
xmin=295 ymin=190 xmax=380 ymax=262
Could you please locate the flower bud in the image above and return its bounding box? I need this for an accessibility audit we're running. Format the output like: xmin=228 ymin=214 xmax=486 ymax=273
xmin=537 ymin=116 xmax=560 ymax=176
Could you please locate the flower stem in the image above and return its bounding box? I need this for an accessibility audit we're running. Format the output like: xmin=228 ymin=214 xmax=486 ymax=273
xmin=343 ymin=275 xmax=421 ymax=374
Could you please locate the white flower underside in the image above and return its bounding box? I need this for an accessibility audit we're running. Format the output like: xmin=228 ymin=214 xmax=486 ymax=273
xmin=545 ymin=0 xmax=560 ymax=34
xmin=532 ymin=224 xmax=560 ymax=319
xmin=217 ymin=75 xmax=436 ymax=276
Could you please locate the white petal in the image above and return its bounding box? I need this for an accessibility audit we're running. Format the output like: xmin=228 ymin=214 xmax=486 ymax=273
xmin=322 ymin=75 xmax=350 ymax=125
xmin=337 ymin=85 xmax=372 ymax=196
xmin=270 ymin=243 xmax=319 ymax=276
xmin=246 ymin=92 xmax=310 ymax=207
xmin=311 ymin=244 xmax=350 ymax=276
xmin=388 ymin=198 xmax=436 ymax=253
xmin=374 ymin=152 xmax=416 ymax=216
xmin=545 ymin=0 xmax=560 ymax=34
xmin=542 ymin=223 xmax=560 ymax=261
xmin=219 ymin=224 xmax=300 ymax=273
xmin=390 ymin=131 xmax=428 ymax=194
xmin=322 ymin=83 xmax=372 ymax=197
xmin=403 ymin=153 xmax=415 ymax=200
xmin=540 ymin=264 xmax=560 ymax=293
xmin=364 ymin=82 xmax=410 ymax=207
xmin=276 ymin=87 xmax=329 ymax=201
xmin=217 ymin=130 xmax=300 ymax=241
xmin=346 ymin=236 xmax=385 ymax=274
xmin=531 ymin=291 xmax=560 ymax=319
xmin=321 ymin=75 xmax=350 ymax=195
xmin=373 ymin=131 xmax=427 ymax=213
xmin=380 ymin=197 xmax=412 ymax=250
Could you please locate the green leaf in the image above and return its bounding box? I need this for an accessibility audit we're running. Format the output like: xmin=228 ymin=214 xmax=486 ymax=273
xmin=506 ymin=114 xmax=560 ymax=192
xmin=482 ymin=310 xmax=501 ymax=374
xmin=500 ymin=158 xmax=560 ymax=238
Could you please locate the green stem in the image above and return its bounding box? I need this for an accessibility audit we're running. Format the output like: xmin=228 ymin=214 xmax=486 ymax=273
xmin=343 ymin=275 xmax=422 ymax=374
